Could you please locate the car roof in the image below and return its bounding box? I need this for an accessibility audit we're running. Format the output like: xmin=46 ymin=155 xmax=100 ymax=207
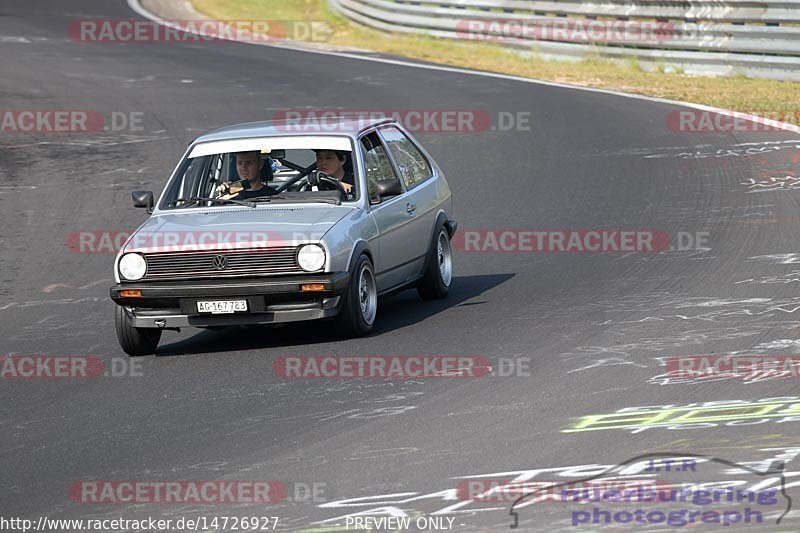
xmin=194 ymin=116 xmax=398 ymax=143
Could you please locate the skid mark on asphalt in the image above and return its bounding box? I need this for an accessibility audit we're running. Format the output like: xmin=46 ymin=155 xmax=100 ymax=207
xmin=555 ymin=140 xmax=798 ymax=159
xmin=616 ymin=247 xmax=714 ymax=262
xmin=749 ymin=253 xmax=800 ymax=264
xmin=7 ymin=314 xmax=108 ymax=341
xmin=643 ymin=139 xmax=800 ymax=160
xmin=318 ymin=406 xmax=417 ymax=421
xmin=0 ymin=296 xmax=105 ymax=311
xmin=442 ymin=401 xmax=533 ymax=416
xmin=567 ymin=357 xmax=647 ymax=374
xmin=96 ymin=166 xmax=150 ymax=176
xmin=122 ymin=75 xmax=156 ymax=84
xmin=42 ymin=279 xmax=111 ymax=293
xmin=348 ymin=447 xmax=418 ymax=460
xmin=41 ymin=284 xmax=70 ymax=293
xmin=736 ymin=271 xmax=800 ymax=284
xmin=648 ymin=349 xmax=800 ymax=385
xmin=365 ymin=392 xmax=425 ymax=403
xmin=1 ymin=300 xmax=109 ymax=343
xmin=660 ymin=204 xmax=780 ymax=222
xmin=742 ymin=175 xmax=800 ymax=192
xmin=749 ymin=338 xmax=800 ymax=350
xmin=564 ymin=324 xmax=800 ymax=359
xmin=1 ymin=135 xmax=170 ymax=149
xmin=740 ymin=214 xmax=800 ymax=225
xmin=156 ymin=382 xmax=425 ymax=430
xmin=592 ymin=295 xmax=800 ymax=320
xmin=557 ymin=294 xmax=800 ymax=374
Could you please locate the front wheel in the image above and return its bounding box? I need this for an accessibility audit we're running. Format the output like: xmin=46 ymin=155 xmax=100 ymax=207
xmin=335 ymin=254 xmax=378 ymax=338
xmin=418 ymin=226 xmax=453 ymax=300
xmin=115 ymin=305 xmax=162 ymax=356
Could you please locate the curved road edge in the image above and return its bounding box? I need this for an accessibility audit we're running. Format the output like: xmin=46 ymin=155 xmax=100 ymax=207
xmin=129 ymin=0 xmax=800 ymax=135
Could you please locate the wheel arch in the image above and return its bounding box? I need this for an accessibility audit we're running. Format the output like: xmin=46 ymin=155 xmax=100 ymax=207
xmin=346 ymin=239 xmax=375 ymax=274
xmin=420 ymin=210 xmax=451 ymax=276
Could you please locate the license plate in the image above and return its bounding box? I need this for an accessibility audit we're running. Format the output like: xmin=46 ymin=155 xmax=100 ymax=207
xmin=196 ymin=300 xmax=248 ymax=314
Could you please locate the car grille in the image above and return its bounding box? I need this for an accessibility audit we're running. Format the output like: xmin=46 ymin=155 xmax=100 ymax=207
xmin=143 ymin=247 xmax=303 ymax=280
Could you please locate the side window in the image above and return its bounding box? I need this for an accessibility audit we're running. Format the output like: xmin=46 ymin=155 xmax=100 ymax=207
xmin=361 ymin=132 xmax=400 ymax=204
xmin=177 ymin=156 xmax=214 ymax=200
xmin=379 ymin=126 xmax=432 ymax=190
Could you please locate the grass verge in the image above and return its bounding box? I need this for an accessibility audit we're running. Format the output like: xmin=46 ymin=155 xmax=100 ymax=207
xmin=192 ymin=0 xmax=800 ymax=123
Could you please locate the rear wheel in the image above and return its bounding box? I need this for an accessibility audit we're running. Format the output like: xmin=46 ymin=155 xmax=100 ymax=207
xmin=335 ymin=254 xmax=377 ymax=337
xmin=115 ymin=305 xmax=162 ymax=356
xmin=418 ymin=225 xmax=453 ymax=300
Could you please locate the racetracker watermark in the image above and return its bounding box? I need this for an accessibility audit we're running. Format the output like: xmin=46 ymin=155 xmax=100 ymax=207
xmin=453 ymin=230 xmax=673 ymax=253
xmin=0 ymin=110 xmax=142 ymax=133
xmin=68 ymin=481 xmax=288 ymax=504
xmin=456 ymin=479 xmax=666 ymax=503
xmin=0 ymin=356 xmax=141 ymax=379
xmin=455 ymin=19 xmax=678 ymax=43
xmin=272 ymin=109 xmax=531 ymax=133
xmin=69 ymin=20 xmax=332 ymax=43
xmin=667 ymin=109 xmax=800 ymax=133
xmin=71 ymin=229 xmax=708 ymax=255
xmin=67 ymin=230 xmax=324 ymax=254
xmin=666 ymin=355 xmax=800 ymax=379
xmin=273 ymin=356 xmax=491 ymax=379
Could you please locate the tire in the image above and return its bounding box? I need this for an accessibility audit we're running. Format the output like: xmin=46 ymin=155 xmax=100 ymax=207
xmin=115 ymin=305 xmax=162 ymax=356
xmin=335 ymin=254 xmax=378 ymax=338
xmin=417 ymin=224 xmax=453 ymax=301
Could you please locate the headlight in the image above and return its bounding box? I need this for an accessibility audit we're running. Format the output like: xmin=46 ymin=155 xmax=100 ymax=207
xmin=119 ymin=253 xmax=147 ymax=280
xmin=297 ymin=244 xmax=326 ymax=272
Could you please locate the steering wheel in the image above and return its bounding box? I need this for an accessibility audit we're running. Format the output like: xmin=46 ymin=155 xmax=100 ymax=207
xmin=298 ymin=171 xmax=349 ymax=196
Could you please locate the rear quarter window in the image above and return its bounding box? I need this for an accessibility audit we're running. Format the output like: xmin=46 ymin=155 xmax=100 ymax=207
xmin=380 ymin=126 xmax=433 ymax=190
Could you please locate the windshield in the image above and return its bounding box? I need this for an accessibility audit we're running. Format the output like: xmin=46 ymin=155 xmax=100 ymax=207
xmin=160 ymin=137 xmax=357 ymax=209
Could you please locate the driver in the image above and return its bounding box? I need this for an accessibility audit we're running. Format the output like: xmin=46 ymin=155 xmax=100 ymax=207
xmin=218 ymin=151 xmax=277 ymax=199
xmin=314 ymin=149 xmax=354 ymax=194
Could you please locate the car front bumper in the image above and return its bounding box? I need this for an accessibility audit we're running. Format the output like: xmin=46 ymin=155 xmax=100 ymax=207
xmin=110 ymin=273 xmax=348 ymax=329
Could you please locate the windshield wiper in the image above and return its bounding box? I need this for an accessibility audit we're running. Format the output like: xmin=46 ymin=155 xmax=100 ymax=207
xmin=173 ymin=196 xmax=256 ymax=208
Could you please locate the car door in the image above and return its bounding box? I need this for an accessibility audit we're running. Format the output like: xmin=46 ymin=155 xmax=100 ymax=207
xmin=377 ymin=125 xmax=438 ymax=280
xmin=360 ymin=131 xmax=418 ymax=292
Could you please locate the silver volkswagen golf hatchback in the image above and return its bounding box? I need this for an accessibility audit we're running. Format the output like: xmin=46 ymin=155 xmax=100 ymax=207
xmin=110 ymin=117 xmax=457 ymax=355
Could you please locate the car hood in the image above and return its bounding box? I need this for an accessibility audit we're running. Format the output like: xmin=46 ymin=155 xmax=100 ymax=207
xmin=123 ymin=205 xmax=353 ymax=254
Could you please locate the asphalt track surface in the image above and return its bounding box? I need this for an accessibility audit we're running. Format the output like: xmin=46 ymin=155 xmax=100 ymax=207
xmin=3 ymin=0 xmax=800 ymax=531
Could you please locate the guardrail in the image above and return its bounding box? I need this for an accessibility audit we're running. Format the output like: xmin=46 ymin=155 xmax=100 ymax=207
xmin=329 ymin=0 xmax=800 ymax=80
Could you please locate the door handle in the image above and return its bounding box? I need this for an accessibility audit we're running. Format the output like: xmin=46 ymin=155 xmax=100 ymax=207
xmin=406 ymin=203 xmax=417 ymax=215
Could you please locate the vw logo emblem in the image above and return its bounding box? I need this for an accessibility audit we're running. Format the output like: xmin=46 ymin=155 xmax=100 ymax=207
xmin=212 ymin=255 xmax=228 ymax=270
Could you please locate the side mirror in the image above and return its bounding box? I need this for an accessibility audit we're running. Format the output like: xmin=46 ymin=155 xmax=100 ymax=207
xmin=132 ymin=191 xmax=154 ymax=214
xmin=376 ymin=178 xmax=402 ymax=199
